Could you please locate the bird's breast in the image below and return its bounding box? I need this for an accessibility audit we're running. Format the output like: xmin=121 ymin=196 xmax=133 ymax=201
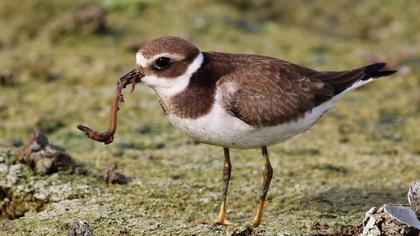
xmin=164 ymin=93 xmax=335 ymax=149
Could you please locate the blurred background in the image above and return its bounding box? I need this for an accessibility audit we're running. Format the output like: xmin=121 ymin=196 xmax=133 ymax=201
xmin=0 ymin=0 xmax=419 ymax=235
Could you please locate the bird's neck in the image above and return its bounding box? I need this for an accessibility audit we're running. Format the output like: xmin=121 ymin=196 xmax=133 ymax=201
xmin=157 ymin=52 xmax=229 ymax=119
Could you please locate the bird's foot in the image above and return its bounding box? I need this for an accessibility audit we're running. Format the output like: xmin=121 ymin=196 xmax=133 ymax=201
xmin=250 ymin=220 xmax=260 ymax=228
xmin=194 ymin=218 xmax=232 ymax=226
xmin=247 ymin=218 xmax=261 ymax=228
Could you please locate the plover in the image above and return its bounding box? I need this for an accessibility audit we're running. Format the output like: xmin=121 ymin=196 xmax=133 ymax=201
xmin=80 ymin=36 xmax=397 ymax=227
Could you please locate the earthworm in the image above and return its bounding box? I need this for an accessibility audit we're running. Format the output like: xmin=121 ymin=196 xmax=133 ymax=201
xmin=77 ymin=68 xmax=141 ymax=144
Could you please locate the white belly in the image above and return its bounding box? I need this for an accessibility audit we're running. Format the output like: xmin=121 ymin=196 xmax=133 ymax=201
xmin=165 ymin=77 xmax=371 ymax=149
xmin=167 ymin=99 xmax=335 ymax=149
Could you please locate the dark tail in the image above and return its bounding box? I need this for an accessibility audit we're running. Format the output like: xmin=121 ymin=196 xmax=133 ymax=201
xmin=314 ymin=63 xmax=397 ymax=95
xmin=363 ymin=63 xmax=397 ymax=80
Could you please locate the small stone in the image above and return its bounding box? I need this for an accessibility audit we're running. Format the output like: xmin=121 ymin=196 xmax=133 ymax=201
xmin=6 ymin=164 xmax=24 ymax=185
xmin=51 ymin=152 xmax=74 ymax=172
xmin=17 ymin=129 xmax=75 ymax=174
xmin=29 ymin=130 xmax=49 ymax=152
xmin=408 ymin=180 xmax=420 ymax=218
xmin=361 ymin=205 xmax=419 ymax=236
xmin=35 ymin=158 xmax=54 ymax=174
xmin=232 ymin=227 xmax=253 ymax=236
xmin=68 ymin=220 xmax=93 ymax=236
xmin=102 ymin=164 xmax=127 ymax=185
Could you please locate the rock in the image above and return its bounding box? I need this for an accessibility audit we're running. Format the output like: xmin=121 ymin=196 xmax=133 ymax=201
xmin=68 ymin=220 xmax=94 ymax=236
xmin=29 ymin=130 xmax=49 ymax=151
xmin=102 ymin=164 xmax=127 ymax=185
xmin=35 ymin=157 xmax=55 ymax=174
xmin=6 ymin=164 xmax=24 ymax=185
xmin=0 ymin=164 xmax=21 ymax=187
xmin=0 ymin=163 xmax=45 ymax=219
xmin=0 ymin=144 xmax=92 ymax=221
xmin=408 ymin=180 xmax=420 ymax=218
xmin=17 ymin=129 xmax=75 ymax=174
xmin=361 ymin=206 xmax=419 ymax=236
xmin=73 ymin=4 xmax=107 ymax=34
xmin=232 ymin=227 xmax=253 ymax=236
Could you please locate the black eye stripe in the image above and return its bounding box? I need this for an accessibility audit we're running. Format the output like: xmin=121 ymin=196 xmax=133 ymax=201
xmin=154 ymin=57 xmax=172 ymax=70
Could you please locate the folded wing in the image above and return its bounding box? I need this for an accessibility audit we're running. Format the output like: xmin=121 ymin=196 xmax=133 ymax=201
xmin=224 ymin=62 xmax=396 ymax=127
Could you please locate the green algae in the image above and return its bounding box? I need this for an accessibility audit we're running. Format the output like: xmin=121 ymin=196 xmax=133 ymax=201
xmin=0 ymin=0 xmax=419 ymax=235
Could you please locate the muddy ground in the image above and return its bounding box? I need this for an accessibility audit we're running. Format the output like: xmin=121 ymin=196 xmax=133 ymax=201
xmin=0 ymin=1 xmax=419 ymax=235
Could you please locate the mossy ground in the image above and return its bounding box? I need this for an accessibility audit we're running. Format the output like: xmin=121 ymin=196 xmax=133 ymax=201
xmin=0 ymin=1 xmax=419 ymax=235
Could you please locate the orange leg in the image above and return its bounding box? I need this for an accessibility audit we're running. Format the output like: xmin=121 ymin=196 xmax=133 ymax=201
xmin=196 ymin=148 xmax=232 ymax=226
xmin=214 ymin=148 xmax=232 ymax=225
xmin=251 ymin=146 xmax=273 ymax=227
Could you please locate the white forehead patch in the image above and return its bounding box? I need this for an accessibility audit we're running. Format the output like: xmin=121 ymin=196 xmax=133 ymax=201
xmin=136 ymin=52 xmax=148 ymax=67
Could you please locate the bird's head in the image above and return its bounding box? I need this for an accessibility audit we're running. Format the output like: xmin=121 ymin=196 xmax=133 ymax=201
xmin=126 ymin=36 xmax=204 ymax=97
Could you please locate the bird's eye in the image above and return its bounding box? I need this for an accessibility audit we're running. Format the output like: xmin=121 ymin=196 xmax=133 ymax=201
xmin=153 ymin=57 xmax=172 ymax=70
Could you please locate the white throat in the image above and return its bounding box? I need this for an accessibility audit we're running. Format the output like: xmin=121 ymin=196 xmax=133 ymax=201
xmin=137 ymin=52 xmax=204 ymax=97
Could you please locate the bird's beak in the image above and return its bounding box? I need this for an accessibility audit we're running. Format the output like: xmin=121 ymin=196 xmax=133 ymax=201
xmin=119 ymin=68 xmax=144 ymax=85
xmin=119 ymin=68 xmax=144 ymax=92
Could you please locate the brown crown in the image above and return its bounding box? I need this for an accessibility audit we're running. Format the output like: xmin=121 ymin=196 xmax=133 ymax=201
xmin=138 ymin=36 xmax=199 ymax=60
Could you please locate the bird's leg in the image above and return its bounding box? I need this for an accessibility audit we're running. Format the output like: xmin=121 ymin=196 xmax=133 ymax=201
xmin=195 ymin=148 xmax=232 ymax=226
xmin=251 ymin=146 xmax=273 ymax=227
xmin=214 ymin=147 xmax=232 ymax=225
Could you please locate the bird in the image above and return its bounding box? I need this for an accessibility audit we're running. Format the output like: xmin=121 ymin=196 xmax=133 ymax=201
xmin=120 ymin=36 xmax=397 ymax=227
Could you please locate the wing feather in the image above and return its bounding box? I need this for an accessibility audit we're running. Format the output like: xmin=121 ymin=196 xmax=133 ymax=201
xmin=220 ymin=61 xmax=395 ymax=127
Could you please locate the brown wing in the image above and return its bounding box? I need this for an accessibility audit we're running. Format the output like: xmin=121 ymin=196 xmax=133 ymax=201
xmin=222 ymin=62 xmax=396 ymax=127
xmin=221 ymin=67 xmax=331 ymax=127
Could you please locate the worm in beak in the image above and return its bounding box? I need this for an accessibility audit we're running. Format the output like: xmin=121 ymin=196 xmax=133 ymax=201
xmin=77 ymin=68 xmax=143 ymax=144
